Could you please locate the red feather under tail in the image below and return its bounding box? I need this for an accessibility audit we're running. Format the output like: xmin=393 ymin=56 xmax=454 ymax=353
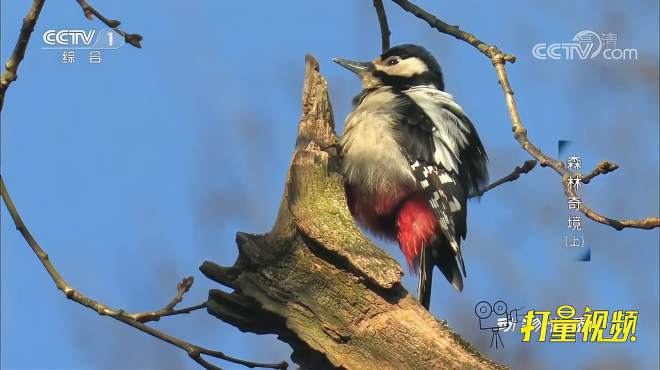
xmin=395 ymin=193 xmax=439 ymax=272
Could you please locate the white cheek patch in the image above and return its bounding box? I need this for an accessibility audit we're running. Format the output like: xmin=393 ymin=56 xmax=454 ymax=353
xmin=374 ymin=57 xmax=429 ymax=77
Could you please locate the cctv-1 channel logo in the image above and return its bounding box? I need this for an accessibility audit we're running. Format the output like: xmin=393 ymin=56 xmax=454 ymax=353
xmin=42 ymin=28 xmax=125 ymax=49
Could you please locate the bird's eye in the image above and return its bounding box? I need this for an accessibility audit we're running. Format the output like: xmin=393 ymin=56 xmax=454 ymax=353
xmin=386 ymin=58 xmax=399 ymax=66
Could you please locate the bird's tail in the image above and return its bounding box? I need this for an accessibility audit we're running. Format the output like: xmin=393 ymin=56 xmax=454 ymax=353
xmin=418 ymin=240 xmax=464 ymax=309
xmin=418 ymin=246 xmax=434 ymax=309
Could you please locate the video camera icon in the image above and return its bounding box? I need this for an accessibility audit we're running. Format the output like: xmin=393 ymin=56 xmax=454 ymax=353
xmin=475 ymin=300 xmax=519 ymax=349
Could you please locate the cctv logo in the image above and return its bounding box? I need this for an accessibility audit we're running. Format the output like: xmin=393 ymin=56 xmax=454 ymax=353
xmin=42 ymin=28 xmax=123 ymax=50
xmin=532 ymin=30 xmax=638 ymax=60
xmin=43 ymin=29 xmax=96 ymax=47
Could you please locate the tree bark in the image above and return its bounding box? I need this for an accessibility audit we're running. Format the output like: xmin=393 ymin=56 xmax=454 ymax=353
xmin=200 ymin=55 xmax=504 ymax=370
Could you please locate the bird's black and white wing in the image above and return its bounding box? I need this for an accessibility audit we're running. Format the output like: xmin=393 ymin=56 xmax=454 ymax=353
xmin=394 ymin=86 xmax=488 ymax=278
xmin=409 ymin=159 xmax=466 ymax=299
xmin=403 ymin=86 xmax=488 ymax=197
xmin=408 ymin=159 xmax=467 ymax=270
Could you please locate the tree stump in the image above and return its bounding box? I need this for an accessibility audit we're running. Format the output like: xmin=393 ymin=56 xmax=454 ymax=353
xmin=200 ymin=55 xmax=504 ymax=370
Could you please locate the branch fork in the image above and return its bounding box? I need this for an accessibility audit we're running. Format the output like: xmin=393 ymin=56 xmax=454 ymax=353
xmin=2 ymin=1 xmax=658 ymax=370
xmin=384 ymin=0 xmax=658 ymax=230
xmin=75 ymin=0 xmax=143 ymax=48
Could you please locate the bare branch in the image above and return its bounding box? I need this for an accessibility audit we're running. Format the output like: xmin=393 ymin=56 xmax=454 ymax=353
xmin=75 ymin=0 xmax=143 ymax=48
xmin=492 ymin=59 xmax=659 ymax=230
xmin=0 ymin=0 xmax=45 ymax=111
xmin=124 ymin=276 xmax=209 ymax=323
xmin=0 ymin=176 xmax=288 ymax=369
xmin=372 ymin=0 xmax=391 ymax=52
xmin=580 ymin=160 xmax=619 ymax=184
xmin=563 ymin=182 xmax=659 ymax=230
xmin=471 ymin=160 xmax=537 ymax=198
xmin=489 ymin=60 xmax=568 ymax=174
xmin=390 ymin=0 xmax=515 ymax=62
xmin=0 ymin=4 xmax=285 ymax=368
xmin=390 ymin=0 xmax=660 ymax=231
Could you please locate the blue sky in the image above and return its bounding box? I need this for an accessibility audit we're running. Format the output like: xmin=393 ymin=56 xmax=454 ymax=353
xmin=1 ymin=1 xmax=658 ymax=369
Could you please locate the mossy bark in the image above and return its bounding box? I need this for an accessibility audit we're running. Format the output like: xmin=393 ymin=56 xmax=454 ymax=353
xmin=200 ymin=55 xmax=505 ymax=370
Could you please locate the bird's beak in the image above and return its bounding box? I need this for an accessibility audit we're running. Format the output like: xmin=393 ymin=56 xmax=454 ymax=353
xmin=332 ymin=58 xmax=372 ymax=75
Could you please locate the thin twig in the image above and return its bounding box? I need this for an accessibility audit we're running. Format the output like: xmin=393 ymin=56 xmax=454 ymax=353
xmin=112 ymin=314 xmax=287 ymax=370
xmin=0 ymin=4 xmax=286 ymax=368
xmin=75 ymin=0 xmax=143 ymax=48
xmin=490 ymin=60 xmax=566 ymax=174
xmin=491 ymin=57 xmax=659 ymax=230
xmin=0 ymin=0 xmax=45 ymax=111
xmin=580 ymin=160 xmax=619 ymax=184
xmin=471 ymin=160 xmax=537 ymax=198
xmin=389 ymin=0 xmax=659 ymax=231
xmin=151 ymin=302 xmax=208 ymax=319
xmin=390 ymin=0 xmax=515 ymax=62
xmin=373 ymin=0 xmax=391 ymax=52
xmin=0 ymin=176 xmax=288 ymax=369
xmin=124 ymin=276 xmax=208 ymax=323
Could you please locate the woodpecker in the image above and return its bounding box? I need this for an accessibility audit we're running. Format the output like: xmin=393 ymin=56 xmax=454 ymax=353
xmin=333 ymin=44 xmax=488 ymax=309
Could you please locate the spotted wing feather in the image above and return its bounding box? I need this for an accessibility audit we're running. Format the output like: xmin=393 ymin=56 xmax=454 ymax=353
xmin=409 ymin=160 xmax=467 ymax=276
xmin=403 ymin=86 xmax=488 ymax=197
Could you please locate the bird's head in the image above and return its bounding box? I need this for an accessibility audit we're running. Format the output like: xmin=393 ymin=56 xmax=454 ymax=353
xmin=333 ymin=44 xmax=444 ymax=90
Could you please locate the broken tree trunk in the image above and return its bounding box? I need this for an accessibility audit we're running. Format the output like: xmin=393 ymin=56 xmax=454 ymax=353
xmin=200 ymin=55 xmax=504 ymax=370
